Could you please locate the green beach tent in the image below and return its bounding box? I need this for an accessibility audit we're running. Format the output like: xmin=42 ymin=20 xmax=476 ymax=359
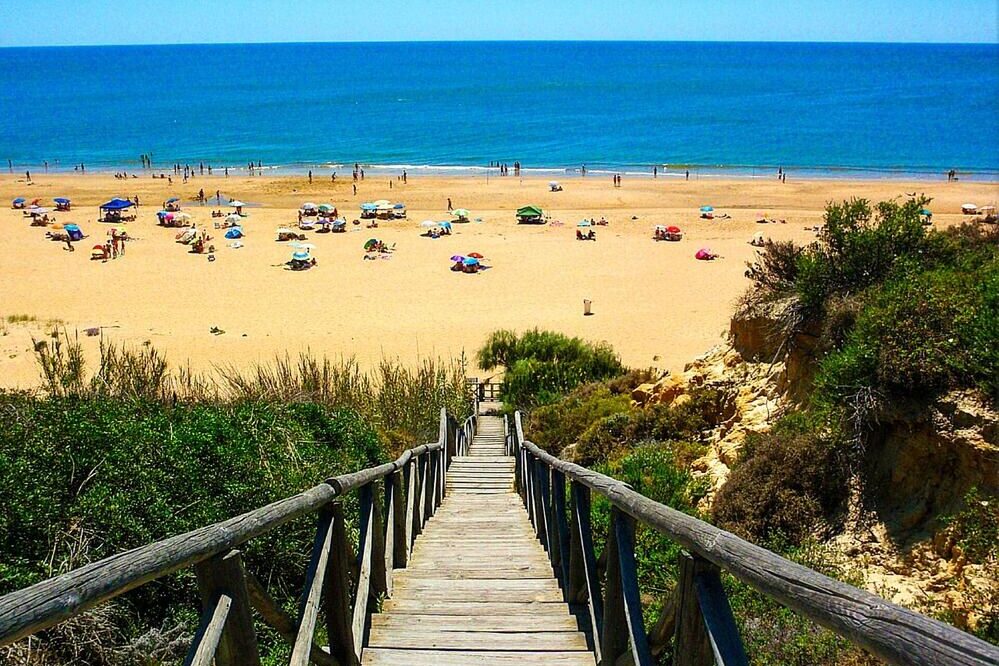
xmin=516 ymin=205 xmax=545 ymax=224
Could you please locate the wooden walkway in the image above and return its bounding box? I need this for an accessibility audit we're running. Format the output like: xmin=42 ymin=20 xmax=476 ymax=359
xmin=361 ymin=415 xmax=596 ymax=665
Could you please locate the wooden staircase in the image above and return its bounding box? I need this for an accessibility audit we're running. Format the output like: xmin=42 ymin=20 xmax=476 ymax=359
xmin=361 ymin=415 xmax=596 ymax=665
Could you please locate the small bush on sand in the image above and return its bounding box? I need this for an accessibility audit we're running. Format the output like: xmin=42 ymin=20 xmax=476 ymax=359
xmin=476 ymin=329 xmax=624 ymax=410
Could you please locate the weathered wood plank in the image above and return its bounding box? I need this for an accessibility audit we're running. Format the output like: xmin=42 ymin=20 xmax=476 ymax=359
xmin=193 ymin=550 xmax=260 ymax=666
xmin=615 ymin=510 xmax=654 ymax=666
xmin=183 ymin=593 xmax=231 ymax=666
xmin=324 ymin=504 xmax=359 ymax=666
xmin=380 ymin=599 xmax=574 ymax=615
xmin=572 ymin=481 xmax=604 ymax=663
xmin=673 ymin=552 xmax=713 ymax=666
xmin=370 ymin=613 xmax=582 ymax=632
xmin=360 ymin=648 xmax=597 ymax=665
xmin=367 ymin=628 xmax=591 ymax=650
xmin=695 ymin=563 xmax=749 ymax=666
xmin=289 ymin=510 xmax=335 ymax=666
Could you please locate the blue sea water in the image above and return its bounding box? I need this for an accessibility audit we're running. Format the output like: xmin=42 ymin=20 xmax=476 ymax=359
xmin=0 ymin=41 xmax=997 ymax=178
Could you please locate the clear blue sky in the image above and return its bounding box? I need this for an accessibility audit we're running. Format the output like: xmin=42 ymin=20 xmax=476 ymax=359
xmin=1 ymin=0 xmax=996 ymax=47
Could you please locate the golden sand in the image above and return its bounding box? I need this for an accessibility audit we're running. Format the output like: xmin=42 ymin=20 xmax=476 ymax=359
xmin=1 ymin=173 xmax=996 ymax=388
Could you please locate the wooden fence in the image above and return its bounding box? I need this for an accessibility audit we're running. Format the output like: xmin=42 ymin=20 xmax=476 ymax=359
xmin=0 ymin=408 xmax=476 ymax=666
xmin=506 ymin=411 xmax=999 ymax=666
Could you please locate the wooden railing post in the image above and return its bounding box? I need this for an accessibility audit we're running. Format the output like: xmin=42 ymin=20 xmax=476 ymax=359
xmin=404 ymin=457 xmax=418 ymax=553
xmin=390 ymin=468 xmax=408 ymax=569
xmin=616 ymin=510 xmax=654 ymax=665
xmin=350 ymin=484 xmax=378 ymax=663
xmin=289 ymin=509 xmax=337 ymax=666
xmin=414 ymin=452 xmax=427 ymax=534
xmin=571 ymin=481 xmax=604 ymax=662
xmin=530 ymin=455 xmax=548 ymax=548
xmin=673 ymin=552 xmax=715 ymax=666
xmin=324 ymin=504 xmax=358 ymax=666
xmin=551 ymin=470 xmax=572 ymax=594
xmin=538 ymin=463 xmax=557 ymax=565
xmin=366 ymin=482 xmax=388 ymax=601
xmin=193 ymin=549 xmax=260 ymax=666
xmin=422 ymin=450 xmax=436 ymax=524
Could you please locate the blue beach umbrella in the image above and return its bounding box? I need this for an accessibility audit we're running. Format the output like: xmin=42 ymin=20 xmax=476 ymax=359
xmin=292 ymin=250 xmax=310 ymax=261
xmin=13 ymin=197 xmax=25 ymax=204
xmin=700 ymin=206 xmax=714 ymax=213
xmin=577 ymin=219 xmax=592 ymax=227
xmin=360 ymin=203 xmax=377 ymax=211
xmin=463 ymin=257 xmax=480 ymax=266
xmin=439 ymin=221 xmax=452 ymax=229
xmin=54 ymin=197 xmax=70 ymax=205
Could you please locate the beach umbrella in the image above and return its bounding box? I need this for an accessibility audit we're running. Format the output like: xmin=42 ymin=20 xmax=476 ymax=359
xmin=462 ymin=257 xmax=480 ymax=266
xmin=54 ymin=197 xmax=70 ymax=205
xmin=393 ymin=203 xmax=406 ymax=209
xmin=668 ymin=226 xmax=681 ymax=234
xmin=175 ymin=212 xmax=192 ymax=221
xmin=290 ymin=242 xmax=316 ymax=250
xmin=364 ymin=238 xmax=379 ymax=250
xmin=29 ymin=207 xmax=51 ymax=214
xmin=439 ymin=221 xmax=452 ymax=229
xmin=166 ymin=197 xmax=180 ymax=203
xmin=468 ymin=252 xmax=484 ymax=259
xmin=452 ymin=208 xmax=470 ymax=218
xmin=302 ymin=202 xmax=317 ymax=210
xmin=373 ymin=199 xmax=390 ymax=207
xmin=920 ymin=209 xmax=932 ymax=216
xmin=421 ymin=220 xmax=438 ymax=228
xmin=450 ymin=255 xmax=465 ymax=262
xmin=360 ymin=203 xmax=377 ymax=211
xmin=577 ymin=219 xmax=592 ymax=227
xmin=549 ymin=181 xmax=560 ymax=188
xmin=292 ymin=250 xmax=311 ymax=261
xmin=13 ymin=197 xmax=25 ymax=204
xmin=700 ymin=206 xmax=714 ymax=213
xmin=229 ymin=200 xmax=246 ymax=207
xmin=276 ymin=227 xmax=295 ymax=235
xmin=318 ymin=204 xmax=334 ymax=213
xmin=226 ymin=213 xmax=241 ymax=223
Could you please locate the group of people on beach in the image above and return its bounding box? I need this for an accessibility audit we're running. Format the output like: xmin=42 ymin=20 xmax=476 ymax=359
xmin=489 ymin=161 xmax=521 ymax=176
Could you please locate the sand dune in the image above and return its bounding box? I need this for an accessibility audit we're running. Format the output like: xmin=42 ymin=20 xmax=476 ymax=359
xmin=1 ymin=173 xmax=995 ymax=388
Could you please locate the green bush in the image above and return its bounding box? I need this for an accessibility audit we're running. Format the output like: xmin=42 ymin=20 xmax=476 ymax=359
xmin=712 ymin=416 xmax=849 ymax=545
xmin=476 ymin=329 xmax=624 ymax=410
xmin=573 ymin=389 xmax=716 ymax=467
xmin=527 ymin=383 xmax=632 ymax=456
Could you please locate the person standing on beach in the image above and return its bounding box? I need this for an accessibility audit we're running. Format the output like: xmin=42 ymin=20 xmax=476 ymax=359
xmin=216 ymin=190 xmax=221 ymax=203
xmin=25 ymin=170 xmax=30 ymax=183
xmin=403 ymin=170 xmax=407 ymax=184
xmin=332 ymin=172 xmax=336 ymax=182
xmin=353 ymin=184 xmax=357 ymax=196
xmin=653 ymin=166 xmax=657 ymax=178
xmin=44 ymin=161 xmax=48 ymax=173
xmin=308 ymin=170 xmax=313 ymax=184
xmin=447 ymin=198 xmax=453 ymax=212
xmin=224 ymin=167 xmax=228 ymax=178
xmin=360 ymin=169 xmax=365 ymax=180
xmin=685 ymin=170 xmax=689 ymax=181
xmin=7 ymin=159 xmax=11 ymax=172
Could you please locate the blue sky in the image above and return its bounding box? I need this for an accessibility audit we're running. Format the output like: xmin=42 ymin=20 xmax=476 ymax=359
xmin=1 ymin=0 xmax=997 ymax=46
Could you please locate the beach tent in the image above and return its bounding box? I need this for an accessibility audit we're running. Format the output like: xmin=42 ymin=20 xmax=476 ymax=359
xmin=318 ymin=204 xmax=334 ymax=214
xmin=54 ymin=197 xmax=71 ymax=211
xmin=164 ymin=197 xmax=181 ymax=211
xmin=12 ymin=197 xmax=26 ymax=209
xmin=393 ymin=202 xmax=407 ymax=218
xmin=100 ymin=198 xmax=135 ymax=212
xmin=516 ymin=205 xmax=545 ymax=224
xmin=225 ymin=226 xmax=244 ymax=239
xmin=962 ymin=203 xmax=977 ymax=214
xmin=577 ymin=219 xmax=592 ymax=227
xmin=65 ymin=224 xmax=83 ymax=241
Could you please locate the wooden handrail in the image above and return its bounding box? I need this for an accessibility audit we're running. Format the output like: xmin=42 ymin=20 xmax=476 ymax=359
xmin=509 ymin=411 xmax=999 ymax=666
xmin=0 ymin=405 xmax=477 ymax=663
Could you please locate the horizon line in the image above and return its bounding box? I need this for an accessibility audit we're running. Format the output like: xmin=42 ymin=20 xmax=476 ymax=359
xmin=2 ymin=37 xmax=998 ymax=49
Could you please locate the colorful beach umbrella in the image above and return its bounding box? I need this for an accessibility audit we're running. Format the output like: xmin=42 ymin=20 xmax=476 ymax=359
xmin=292 ymin=250 xmax=311 ymax=261
xmin=166 ymin=197 xmax=180 ymax=203
xmin=54 ymin=197 xmax=70 ymax=205
xmin=700 ymin=206 xmax=714 ymax=213
xmin=577 ymin=219 xmax=592 ymax=227
xmin=229 ymin=200 xmax=246 ymax=207
xmin=361 ymin=203 xmax=377 ymax=211
xmin=318 ymin=204 xmax=334 ymax=212
xmin=451 ymin=208 xmax=470 ymax=218
xmin=467 ymin=252 xmax=484 ymax=259
xmin=462 ymin=257 xmax=480 ymax=266
xmin=421 ymin=220 xmax=438 ymax=228
xmin=364 ymin=238 xmax=379 ymax=250
xmin=450 ymin=255 xmax=465 ymax=262
xmin=667 ymin=226 xmax=681 ymax=234
xmin=393 ymin=203 xmax=406 ymax=209
xmin=302 ymin=202 xmax=317 ymax=210
xmin=13 ymin=198 xmax=25 ymax=204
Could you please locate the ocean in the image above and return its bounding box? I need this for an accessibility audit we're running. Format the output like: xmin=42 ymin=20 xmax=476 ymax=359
xmin=0 ymin=41 xmax=996 ymax=179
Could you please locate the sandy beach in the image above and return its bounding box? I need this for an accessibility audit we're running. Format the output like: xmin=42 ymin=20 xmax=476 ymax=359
xmin=0 ymin=172 xmax=996 ymax=388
